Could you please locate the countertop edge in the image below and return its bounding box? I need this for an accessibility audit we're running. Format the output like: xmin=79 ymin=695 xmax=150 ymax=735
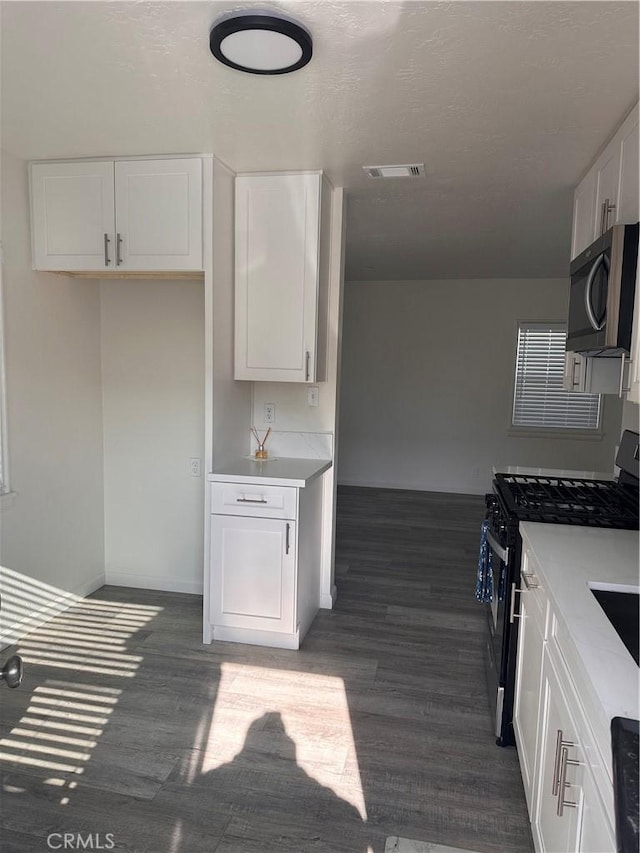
xmin=208 ymin=457 xmax=332 ymax=488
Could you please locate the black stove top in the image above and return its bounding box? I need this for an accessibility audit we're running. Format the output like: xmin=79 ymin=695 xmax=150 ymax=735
xmin=494 ymin=473 xmax=639 ymax=529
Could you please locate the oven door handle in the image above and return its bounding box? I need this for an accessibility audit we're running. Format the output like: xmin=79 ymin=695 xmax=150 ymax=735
xmin=486 ymin=529 xmax=509 ymax=565
xmin=584 ymin=251 xmax=609 ymax=332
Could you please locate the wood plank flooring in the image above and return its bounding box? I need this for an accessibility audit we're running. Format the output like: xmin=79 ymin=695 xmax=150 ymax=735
xmin=0 ymin=486 xmax=533 ymax=853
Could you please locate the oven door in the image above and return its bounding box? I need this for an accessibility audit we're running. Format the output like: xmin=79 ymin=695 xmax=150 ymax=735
xmin=483 ymin=525 xmax=510 ymax=738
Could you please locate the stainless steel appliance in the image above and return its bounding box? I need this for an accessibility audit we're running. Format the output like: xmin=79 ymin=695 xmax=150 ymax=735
xmin=567 ymin=223 xmax=638 ymax=356
xmin=483 ymin=430 xmax=639 ymax=747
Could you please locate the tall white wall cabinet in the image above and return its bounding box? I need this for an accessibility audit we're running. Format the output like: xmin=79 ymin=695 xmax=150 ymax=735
xmin=234 ymin=171 xmax=331 ymax=382
xmin=30 ymin=157 xmax=203 ymax=273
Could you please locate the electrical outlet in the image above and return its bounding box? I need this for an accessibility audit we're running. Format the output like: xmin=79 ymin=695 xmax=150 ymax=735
xmin=264 ymin=403 xmax=276 ymax=424
xmin=190 ymin=457 xmax=201 ymax=477
xmin=307 ymin=386 xmax=319 ymax=407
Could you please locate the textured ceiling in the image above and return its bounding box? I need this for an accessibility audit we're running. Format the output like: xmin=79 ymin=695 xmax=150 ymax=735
xmin=1 ymin=1 xmax=638 ymax=280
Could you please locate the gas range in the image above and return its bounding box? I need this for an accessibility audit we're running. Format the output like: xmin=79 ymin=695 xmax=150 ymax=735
xmin=493 ymin=472 xmax=639 ymax=529
xmin=482 ymin=430 xmax=639 ymax=747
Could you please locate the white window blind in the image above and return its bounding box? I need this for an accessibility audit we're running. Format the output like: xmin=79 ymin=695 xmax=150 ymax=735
xmin=512 ymin=323 xmax=601 ymax=430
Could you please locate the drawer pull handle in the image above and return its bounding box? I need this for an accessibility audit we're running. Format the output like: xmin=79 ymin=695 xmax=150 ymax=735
xmin=521 ymin=571 xmax=539 ymax=590
xmin=236 ymin=497 xmax=268 ymax=504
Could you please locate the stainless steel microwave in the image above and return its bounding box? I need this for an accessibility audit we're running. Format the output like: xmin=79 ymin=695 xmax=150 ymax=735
xmin=567 ymin=223 xmax=638 ymax=355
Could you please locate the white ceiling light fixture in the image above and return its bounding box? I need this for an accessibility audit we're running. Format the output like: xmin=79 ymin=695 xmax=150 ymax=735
xmin=363 ymin=164 xmax=426 ymax=178
xmin=209 ymin=11 xmax=313 ymax=75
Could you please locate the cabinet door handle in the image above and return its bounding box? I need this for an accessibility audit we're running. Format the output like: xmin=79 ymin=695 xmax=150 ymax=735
xmin=521 ymin=571 xmax=539 ymax=590
xmin=116 ymin=233 xmax=123 ymax=266
xmin=570 ymin=357 xmax=579 ymax=389
xmin=556 ymin=746 xmax=579 ymax=816
xmin=104 ymin=233 xmax=111 ymax=266
xmin=305 ymin=351 xmax=310 ymax=381
xmin=552 ymin=729 xmax=576 ymax=795
xmin=600 ymin=198 xmax=616 ymax=235
xmin=236 ymin=497 xmax=268 ymax=504
xmin=619 ymin=353 xmax=631 ymax=397
xmin=285 ymin=523 xmax=290 ymax=554
xmin=509 ymin=583 xmax=521 ymax=624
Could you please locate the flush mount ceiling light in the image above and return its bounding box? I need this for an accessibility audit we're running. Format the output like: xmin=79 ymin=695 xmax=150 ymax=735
xmin=209 ymin=12 xmax=313 ymax=75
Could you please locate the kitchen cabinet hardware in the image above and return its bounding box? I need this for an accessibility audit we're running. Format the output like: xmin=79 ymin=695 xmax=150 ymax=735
xmin=521 ymin=570 xmax=539 ymax=590
xmin=103 ymin=233 xmax=111 ymax=266
xmin=556 ymin=747 xmax=579 ymax=816
xmin=305 ymin=351 xmax=310 ymax=381
xmin=552 ymin=729 xmax=575 ymax=795
xmin=285 ymin=522 xmax=290 ymax=554
xmin=116 ymin=233 xmax=123 ymax=266
xmin=236 ymin=497 xmax=268 ymax=504
xmin=509 ymin=582 xmax=521 ymax=624
xmin=600 ymin=198 xmax=616 ymax=235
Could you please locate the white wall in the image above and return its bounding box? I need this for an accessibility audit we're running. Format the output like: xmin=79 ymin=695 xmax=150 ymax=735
xmin=338 ymin=278 xmax=623 ymax=494
xmin=100 ymin=278 xmax=205 ymax=594
xmin=0 ymin=151 xmax=105 ymax=639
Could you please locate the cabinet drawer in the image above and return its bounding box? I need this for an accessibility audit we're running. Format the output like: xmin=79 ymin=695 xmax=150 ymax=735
xmin=211 ymin=481 xmax=297 ymax=519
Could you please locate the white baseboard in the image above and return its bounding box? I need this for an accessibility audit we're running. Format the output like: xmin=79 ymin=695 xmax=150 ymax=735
xmin=212 ymin=624 xmax=300 ymax=650
xmin=337 ymin=477 xmax=486 ymax=496
xmin=319 ymin=584 xmax=337 ymax=610
xmin=105 ymin=571 xmax=203 ymax=595
xmin=0 ymin=571 xmax=105 ymax=650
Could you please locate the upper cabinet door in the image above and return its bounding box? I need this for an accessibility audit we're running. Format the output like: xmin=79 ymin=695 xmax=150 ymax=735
xmin=235 ymin=173 xmax=322 ymax=382
xmin=114 ymin=159 xmax=203 ymax=271
xmin=594 ymin=145 xmax=621 ymax=237
xmin=616 ymin=106 xmax=639 ymax=225
xmin=30 ymin=161 xmax=115 ymax=271
xmin=571 ymin=169 xmax=597 ymax=259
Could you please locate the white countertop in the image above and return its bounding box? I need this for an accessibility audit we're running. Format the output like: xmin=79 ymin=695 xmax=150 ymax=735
xmin=494 ymin=465 xmax=615 ymax=479
xmin=520 ymin=522 xmax=639 ymax=772
xmin=209 ymin=457 xmax=332 ymax=488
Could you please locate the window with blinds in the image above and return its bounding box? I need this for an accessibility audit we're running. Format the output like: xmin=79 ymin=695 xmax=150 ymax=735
xmin=512 ymin=323 xmax=601 ymax=430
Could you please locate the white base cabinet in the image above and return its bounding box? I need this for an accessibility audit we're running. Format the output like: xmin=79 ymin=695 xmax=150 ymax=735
xmin=208 ymin=476 xmax=322 ymax=649
xmin=30 ymin=157 xmax=203 ymax=272
xmin=513 ymin=552 xmax=546 ymax=816
xmin=514 ymin=541 xmax=617 ymax=853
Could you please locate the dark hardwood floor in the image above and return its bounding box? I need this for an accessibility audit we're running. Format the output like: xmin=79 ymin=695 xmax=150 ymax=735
xmin=0 ymin=486 xmax=533 ymax=853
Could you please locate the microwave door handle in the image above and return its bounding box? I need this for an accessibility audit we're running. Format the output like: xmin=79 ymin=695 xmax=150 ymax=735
xmin=584 ymin=252 xmax=609 ymax=332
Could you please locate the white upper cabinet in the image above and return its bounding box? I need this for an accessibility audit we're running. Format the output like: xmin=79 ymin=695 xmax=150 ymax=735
xmin=234 ymin=172 xmax=330 ymax=383
xmin=30 ymin=161 xmax=115 ymax=271
xmin=30 ymin=157 xmax=203 ymax=272
xmin=571 ymin=103 xmax=639 ymax=259
xmin=571 ymin=170 xmax=597 ymax=261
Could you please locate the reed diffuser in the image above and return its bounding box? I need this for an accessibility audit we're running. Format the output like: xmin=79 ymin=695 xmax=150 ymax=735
xmin=251 ymin=427 xmax=271 ymax=459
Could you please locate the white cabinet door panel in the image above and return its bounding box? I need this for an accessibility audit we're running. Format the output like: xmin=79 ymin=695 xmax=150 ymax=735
xmin=534 ymin=650 xmax=583 ymax=853
xmin=571 ymin=169 xmax=597 ymax=259
xmin=30 ymin=161 xmax=114 ymax=270
xmin=617 ymin=112 xmax=639 ymax=225
xmin=211 ymin=515 xmax=296 ymax=633
xmin=235 ymin=173 xmax=321 ymax=382
xmin=114 ymin=158 xmax=202 ymax=270
xmin=513 ymin=589 xmax=545 ymax=817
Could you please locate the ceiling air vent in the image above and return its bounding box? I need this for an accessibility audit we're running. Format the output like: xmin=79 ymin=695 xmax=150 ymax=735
xmin=363 ymin=163 xmax=425 ymax=178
